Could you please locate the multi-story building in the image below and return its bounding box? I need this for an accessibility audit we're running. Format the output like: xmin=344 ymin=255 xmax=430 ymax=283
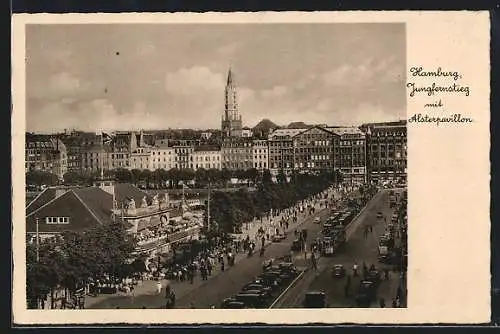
xmin=25 ymin=134 xmax=68 ymax=179
xmin=268 ymin=128 xmax=300 ymax=179
xmin=191 ymin=147 xmax=222 ymax=170
xmin=150 ymin=140 xmax=176 ymax=171
xmin=221 ymin=68 xmax=243 ymax=138
xmin=170 ymin=140 xmax=195 ymax=170
xmin=252 ymin=139 xmax=269 ymax=170
xmin=364 ymin=121 xmax=407 ymax=184
xmin=130 ymin=147 xmax=151 ymax=170
xmin=292 ymin=126 xmax=336 ymax=174
xmin=109 ymin=132 xmax=133 ymax=170
xmin=221 ymin=137 xmax=253 ymax=170
xmin=327 ymin=127 xmax=367 ymax=185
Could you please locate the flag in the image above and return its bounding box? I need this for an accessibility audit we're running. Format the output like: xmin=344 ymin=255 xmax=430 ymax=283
xmin=102 ymin=132 xmax=114 ymax=145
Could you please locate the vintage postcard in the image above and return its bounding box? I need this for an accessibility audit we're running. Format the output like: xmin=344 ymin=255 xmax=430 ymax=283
xmin=11 ymin=11 xmax=490 ymax=325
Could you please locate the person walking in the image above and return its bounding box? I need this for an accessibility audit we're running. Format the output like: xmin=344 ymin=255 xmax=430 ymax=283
xmin=352 ymin=262 xmax=359 ymax=277
xmin=156 ymin=281 xmax=162 ymax=295
xmin=379 ymin=298 xmax=386 ymax=308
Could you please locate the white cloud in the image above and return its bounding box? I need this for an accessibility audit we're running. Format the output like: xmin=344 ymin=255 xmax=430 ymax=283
xmin=165 ymin=67 xmax=225 ymax=96
xmin=261 ymin=86 xmax=288 ymax=99
xmin=28 ymin=71 xmax=89 ymax=100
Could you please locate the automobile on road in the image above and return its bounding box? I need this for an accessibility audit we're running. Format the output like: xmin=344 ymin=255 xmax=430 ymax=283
xmin=355 ymin=280 xmax=376 ymax=307
xmin=332 ymin=264 xmax=346 ymax=278
xmin=234 ymin=293 xmax=267 ymax=308
xmin=314 ymin=217 xmax=321 ymax=224
xmin=303 ymin=291 xmax=328 ymax=308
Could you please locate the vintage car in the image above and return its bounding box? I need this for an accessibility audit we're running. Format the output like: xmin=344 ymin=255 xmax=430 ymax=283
xmin=367 ymin=269 xmax=381 ymax=286
xmin=376 ymin=212 xmax=384 ymax=219
xmin=234 ymin=293 xmax=267 ymax=308
xmin=332 ymin=264 xmax=346 ymax=278
xmin=240 ymin=288 xmax=271 ymax=300
xmin=272 ymin=235 xmax=283 ymax=242
xmin=355 ymin=281 xmax=376 ymax=307
xmin=313 ymin=217 xmax=321 ymax=224
xmin=303 ymin=291 xmax=328 ymax=308
xmin=241 ymin=283 xmax=273 ymax=295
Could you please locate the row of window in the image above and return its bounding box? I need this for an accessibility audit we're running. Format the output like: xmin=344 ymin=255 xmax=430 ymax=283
xmin=45 ymin=217 xmax=70 ymax=224
xmin=254 ymin=162 xmax=267 ymax=168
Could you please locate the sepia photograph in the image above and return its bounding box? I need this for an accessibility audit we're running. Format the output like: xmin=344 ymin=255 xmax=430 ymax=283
xmin=22 ymin=22 xmax=409 ymax=311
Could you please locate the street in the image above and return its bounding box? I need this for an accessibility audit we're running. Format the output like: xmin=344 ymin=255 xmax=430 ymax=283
xmin=86 ymin=187 xmax=350 ymax=309
xmin=274 ymin=188 xmax=407 ymax=308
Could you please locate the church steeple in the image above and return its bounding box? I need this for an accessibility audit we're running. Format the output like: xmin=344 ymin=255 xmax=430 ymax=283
xmin=227 ymin=67 xmax=234 ymax=86
xmin=221 ymin=67 xmax=242 ymax=137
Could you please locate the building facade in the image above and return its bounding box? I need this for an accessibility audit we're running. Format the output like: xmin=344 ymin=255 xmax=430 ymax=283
xmin=365 ymin=121 xmax=407 ymax=183
xmin=221 ymin=68 xmax=243 ymax=138
xmin=191 ymin=147 xmax=222 ymax=170
xmin=252 ymin=139 xmax=269 ymax=170
xmin=150 ymin=142 xmax=176 ymax=171
xmin=221 ymin=137 xmax=253 ymax=170
xmin=130 ymin=147 xmax=151 ymax=170
xmin=327 ymin=127 xmax=367 ymax=185
xmin=268 ymin=129 xmax=299 ymax=179
xmin=292 ymin=126 xmax=336 ymax=174
xmin=25 ymin=134 xmax=68 ymax=179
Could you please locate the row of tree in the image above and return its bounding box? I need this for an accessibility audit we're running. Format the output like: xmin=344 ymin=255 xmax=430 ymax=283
xmin=206 ymin=171 xmax=339 ymax=234
xmin=26 ymin=219 xmax=138 ymax=309
xmin=27 ymin=168 xmax=265 ymax=189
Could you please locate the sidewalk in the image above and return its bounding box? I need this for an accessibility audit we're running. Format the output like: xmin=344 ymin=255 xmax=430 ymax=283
xmin=85 ymin=186 xmax=341 ymax=309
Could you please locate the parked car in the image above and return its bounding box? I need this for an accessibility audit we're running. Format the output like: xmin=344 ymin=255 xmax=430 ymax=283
xmin=376 ymin=212 xmax=383 ymax=219
xmin=303 ymin=291 xmax=328 ymax=308
xmin=220 ymin=297 xmax=240 ymax=309
xmin=241 ymin=289 xmax=271 ymax=300
xmin=234 ymin=293 xmax=267 ymax=308
xmin=242 ymin=283 xmax=273 ymax=295
xmin=355 ymin=281 xmax=376 ymax=307
xmin=332 ymin=264 xmax=346 ymax=278
xmin=314 ymin=217 xmax=321 ymax=224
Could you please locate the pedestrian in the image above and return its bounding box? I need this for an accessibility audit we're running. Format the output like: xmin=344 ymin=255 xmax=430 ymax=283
xmin=352 ymin=262 xmax=359 ymax=277
xmin=221 ymin=260 xmax=225 ymax=272
xmin=392 ymin=298 xmax=397 ymax=308
xmin=384 ymin=268 xmax=390 ymax=280
xmin=156 ymin=281 xmax=162 ymax=294
xmin=379 ymin=298 xmax=386 ymax=308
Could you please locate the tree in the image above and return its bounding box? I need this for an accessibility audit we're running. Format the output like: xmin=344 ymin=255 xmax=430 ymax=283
xmin=168 ymin=168 xmax=181 ymax=187
xmin=277 ymin=169 xmax=287 ymax=185
xmin=207 ymin=168 xmax=221 ymax=185
xmin=157 ymin=168 xmax=169 ymax=188
xmin=262 ymin=169 xmax=272 ymax=187
xmin=195 ymin=168 xmax=208 ymax=185
xmin=62 ymin=171 xmax=86 ymax=185
xmin=26 ymin=170 xmax=59 ymax=187
xmin=179 ymin=168 xmax=195 ymax=183
xmin=245 ymin=168 xmax=259 ymax=185
xmin=114 ymin=168 xmax=133 ymax=183
xmin=140 ymin=170 xmax=152 ymax=188
xmin=131 ymin=169 xmax=142 ymax=186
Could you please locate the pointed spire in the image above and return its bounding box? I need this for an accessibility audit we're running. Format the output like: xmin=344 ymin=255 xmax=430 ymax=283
xmin=227 ymin=67 xmax=234 ymax=86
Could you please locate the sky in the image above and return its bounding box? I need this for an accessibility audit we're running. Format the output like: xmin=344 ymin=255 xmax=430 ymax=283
xmin=26 ymin=23 xmax=406 ymax=133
